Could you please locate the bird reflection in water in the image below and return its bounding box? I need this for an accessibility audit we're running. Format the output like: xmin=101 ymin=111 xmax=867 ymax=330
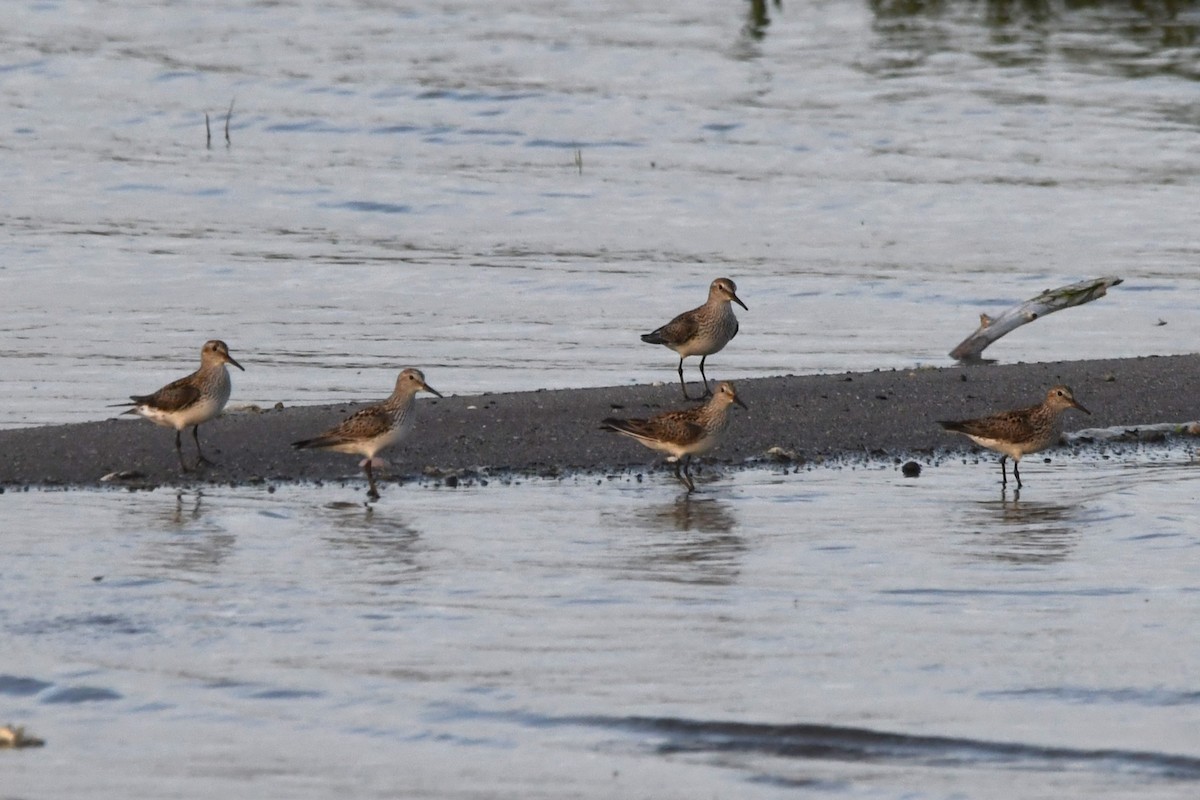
xmin=320 ymin=503 xmax=425 ymax=587
xmin=169 ymin=489 xmax=202 ymax=524
xmin=867 ymin=0 xmax=1197 ymax=68
xmin=962 ymin=490 xmax=1080 ymax=565
xmin=135 ymin=491 xmax=237 ymax=578
xmin=607 ymin=496 xmax=746 ymax=586
xmin=744 ymin=0 xmax=783 ymax=41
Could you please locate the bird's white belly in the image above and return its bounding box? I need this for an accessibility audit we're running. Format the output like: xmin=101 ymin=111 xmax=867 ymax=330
xmin=676 ymin=340 xmax=724 ymax=359
xmin=966 ymin=435 xmax=1028 ymax=461
xmin=137 ymin=394 xmax=223 ymax=430
xmin=329 ymin=415 xmax=412 ymax=459
xmin=638 ymin=426 xmax=723 ymax=461
xmin=643 ymin=438 xmax=692 ymax=460
xmin=674 ymin=321 xmax=735 ymax=358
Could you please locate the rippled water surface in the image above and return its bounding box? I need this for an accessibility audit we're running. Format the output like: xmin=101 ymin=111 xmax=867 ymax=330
xmin=4 ymin=457 xmax=1200 ymax=798
xmin=4 ymin=0 xmax=1200 ymax=795
xmin=2 ymin=0 xmax=1200 ymax=426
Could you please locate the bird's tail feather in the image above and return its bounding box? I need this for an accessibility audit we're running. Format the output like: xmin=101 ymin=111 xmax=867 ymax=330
xmin=292 ymin=436 xmax=337 ymax=450
xmin=600 ymin=418 xmax=655 ymax=445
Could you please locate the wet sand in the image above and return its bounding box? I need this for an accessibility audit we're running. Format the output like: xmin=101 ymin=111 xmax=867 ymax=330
xmin=1 ymin=355 xmax=1197 ymax=492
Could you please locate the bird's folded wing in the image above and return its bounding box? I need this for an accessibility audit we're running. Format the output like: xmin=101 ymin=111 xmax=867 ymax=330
xmin=134 ymin=376 xmax=202 ymax=412
xmin=955 ymin=409 xmax=1037 ymax=441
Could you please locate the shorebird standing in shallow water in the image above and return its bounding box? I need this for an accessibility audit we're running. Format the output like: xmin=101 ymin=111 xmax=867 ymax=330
xmin=938 ymin=385 xmax=1091 ymax=489
xmin=641 ymin=277 xmax=747 ymax=400
xmin=119 ymin=339 xmax=245 ymax=472
xmin=601 ymin=380 xmax=747 ymax=492
xmin=292 ymin=368 xmax=442 ymax=501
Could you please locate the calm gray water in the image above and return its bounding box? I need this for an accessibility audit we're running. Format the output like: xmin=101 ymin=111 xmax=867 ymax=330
xmin=2 ymin=0 xmax=1199 ymax=426
xmin=3 ymin=0 xmax=1200 ymax=796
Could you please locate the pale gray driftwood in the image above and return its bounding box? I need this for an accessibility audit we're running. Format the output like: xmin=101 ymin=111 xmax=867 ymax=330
xmin=950 ymin=276 xmax=1123 ymax=362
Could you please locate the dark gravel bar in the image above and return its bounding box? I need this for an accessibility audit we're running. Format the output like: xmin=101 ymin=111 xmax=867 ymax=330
xmin=1 ymin=354 xmax=1197 ymax=492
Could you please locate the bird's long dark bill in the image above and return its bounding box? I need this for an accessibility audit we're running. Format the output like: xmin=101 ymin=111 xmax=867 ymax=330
xmin=732 ymin=294 xmax=748 ymax=311
xmin=1073 ymin=400 xmax=1091 ymax=415
xmin=423 ymin=384 xmax=444 ymax=398
xmin=735 ymin=397 xmax=748 ymax=410
xmin=227 ymin=356 xmax=246 ymax=371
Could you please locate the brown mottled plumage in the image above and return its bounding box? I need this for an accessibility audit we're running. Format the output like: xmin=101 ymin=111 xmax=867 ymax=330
xmin=641 ymin=278 xmax=747 ymax=400
xmin=938 ymin=385 xmax=1090 ymax=488
xmin=292 ymin=368 xmax=442 ymax=500
xmin=118 ymin=340 xmax=244 ymax=472
xmin=601 ymin=381 xmax=747 ymax=492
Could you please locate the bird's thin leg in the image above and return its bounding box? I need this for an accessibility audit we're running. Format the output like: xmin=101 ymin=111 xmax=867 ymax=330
xmin=175 ymin=430 xmax=191 ymax=473
xmin=364 ymin=460 xmax=381 ymax=501
xmin=1013 ymin=460 xmax=1023 ymax=489
xmin=698 ymin=356 xmax=712 ymax=398
xmin=677 ymin=358 xmax=692 ymax=400
xmin=999 ymin=455 xmax=1008 ymax=487
xmin=674 ymin=456 xmax=696 ymax=493
xmin=193 ymin=425 xmax=215 ymax=467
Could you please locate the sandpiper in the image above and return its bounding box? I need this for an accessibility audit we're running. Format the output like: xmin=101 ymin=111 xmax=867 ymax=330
xmin=938 ymin=385 xmax=1090 ymax=488
xmin=119 ymin=339 xmax=244 ymax=472
xmin=641 ymin=277 xmax=747 ymax=400
xmin=601 ymin=380 xmax=747 ymax=492
xmin=292 ymin=368 xmax=442 ymax=501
